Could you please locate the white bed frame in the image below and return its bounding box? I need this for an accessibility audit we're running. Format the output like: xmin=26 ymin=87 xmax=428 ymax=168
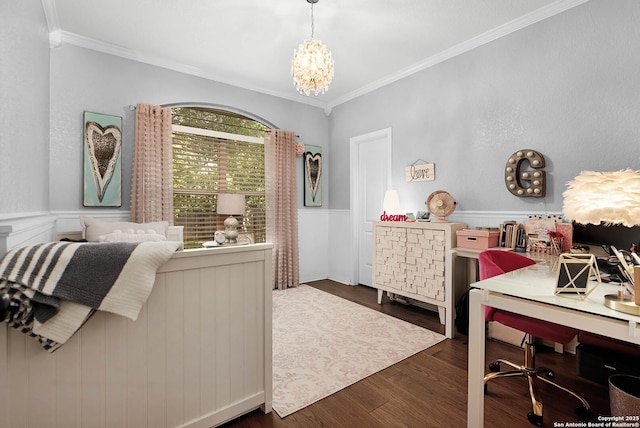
xmin=0 ymin=243 xmax=273 ymax=428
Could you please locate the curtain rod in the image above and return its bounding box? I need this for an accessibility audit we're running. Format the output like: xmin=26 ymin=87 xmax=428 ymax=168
xmin=265 ymin=130 xmax=301 ymax=138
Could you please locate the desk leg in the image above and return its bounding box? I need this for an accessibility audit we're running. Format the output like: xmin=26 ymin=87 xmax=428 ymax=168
xmin=467 ymin=288 xmax=486 ymax=428
xmin=468 ymin=258 xmax=478 ymax=283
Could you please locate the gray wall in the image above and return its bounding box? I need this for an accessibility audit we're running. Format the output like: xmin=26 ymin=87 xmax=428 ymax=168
xmin=4 ymin=0 xmax=640 ymax=222
xmin=0 ymin=2 xmax=50 ymax=215
xmin=328 ymin=0 xmax=640 ymax=215
xmin=49 ymin=45 xmax=329 ymax=214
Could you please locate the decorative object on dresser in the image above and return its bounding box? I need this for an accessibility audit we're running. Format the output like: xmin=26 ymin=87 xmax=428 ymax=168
xmin=372 ymin=220 xmax=467 ymax=338
xmin=380 ymin=189 xmax=407 ymax=222
xmin=426 ymin=190 xmax=456 ymax=222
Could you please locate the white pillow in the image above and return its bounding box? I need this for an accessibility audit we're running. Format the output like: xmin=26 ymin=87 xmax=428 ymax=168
xmin=80 ymin=215 xmax=169 ymax=242
xmin=99 ymin=229 xmax=167 ymax=243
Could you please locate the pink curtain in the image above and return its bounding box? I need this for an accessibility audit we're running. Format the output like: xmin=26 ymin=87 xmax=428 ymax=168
xmin=130 ymin=103 xmax=173 ymax=223
xmin=265 ymin=130 xmax=300 ymax=290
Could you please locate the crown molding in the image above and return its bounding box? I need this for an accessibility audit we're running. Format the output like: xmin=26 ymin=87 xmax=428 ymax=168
xmin=55 ymin=31 xmax=330 ymax=111
xmin=45 ymin=0 xmax=588 ymax=112
xmin=41 ymin=0 xmax=62 ymax=48
xmin=328 ymin=0 xmax=590 ymax=109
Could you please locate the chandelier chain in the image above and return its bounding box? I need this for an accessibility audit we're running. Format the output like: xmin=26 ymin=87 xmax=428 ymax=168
xmin=310 ymin=1 xmax=315 ymax=39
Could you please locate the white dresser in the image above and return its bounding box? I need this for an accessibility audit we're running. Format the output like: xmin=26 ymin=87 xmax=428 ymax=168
xmin=372 ymin=221 xmax=466 ymax=338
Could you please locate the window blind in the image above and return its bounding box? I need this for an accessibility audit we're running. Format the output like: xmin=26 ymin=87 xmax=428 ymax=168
xmin=172 ymin=127 xmax=265 ymax=248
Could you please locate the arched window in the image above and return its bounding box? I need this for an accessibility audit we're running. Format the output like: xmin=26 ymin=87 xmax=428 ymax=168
xmin=171 ymin=106 xmax=269 ymax=248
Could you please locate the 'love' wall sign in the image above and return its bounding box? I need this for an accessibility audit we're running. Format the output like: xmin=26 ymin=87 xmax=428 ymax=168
xmin=405 ymin=162 xmax=435 ymax=182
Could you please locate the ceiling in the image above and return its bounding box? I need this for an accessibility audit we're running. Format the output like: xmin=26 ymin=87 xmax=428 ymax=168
xmin=44 ymin=0 xmax=587 ymax=110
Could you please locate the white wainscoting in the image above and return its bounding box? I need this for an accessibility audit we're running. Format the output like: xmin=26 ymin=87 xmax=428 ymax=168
xmin=327 ymin=209 xmax=353 ymax=285
xmin=0 ymin=209 xmax=561 ymax=287
xmin=0 ymin=212 xmax=57 ymax=254
xmin=55 ymin=210 xmax=131 ymax=233
xmin=298 ymin=208 xmax=330 ymax=284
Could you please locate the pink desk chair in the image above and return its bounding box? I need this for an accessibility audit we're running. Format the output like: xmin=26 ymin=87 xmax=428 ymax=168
xmin=479 ymin=250 xmax=590 ymax=426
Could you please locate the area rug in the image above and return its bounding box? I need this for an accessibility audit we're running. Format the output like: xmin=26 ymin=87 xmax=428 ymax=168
xmin=272 ymin=285 xmax=446 ymax=417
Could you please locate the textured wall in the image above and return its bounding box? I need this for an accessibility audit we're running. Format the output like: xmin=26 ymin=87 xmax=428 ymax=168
xmin=49 ymin=45 xmax=328 ymax=213
xmin=329 ymin=0 xmax=640 ymax=214
xmin=0 ymin=2 xmax=50 ymax=214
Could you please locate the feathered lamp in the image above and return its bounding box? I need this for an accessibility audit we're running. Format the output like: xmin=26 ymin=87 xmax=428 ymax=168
xmin=562 ymin=169 xmax=640 ymax=227
xmin=563 ymin=169 xmax=640 ymax=315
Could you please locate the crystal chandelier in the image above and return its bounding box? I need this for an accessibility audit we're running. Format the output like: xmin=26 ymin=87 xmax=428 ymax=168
xmin=291 ymin=0 xmax=334 ymax=96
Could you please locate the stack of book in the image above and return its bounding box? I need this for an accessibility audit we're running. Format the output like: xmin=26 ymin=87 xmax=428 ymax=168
xmin=498 ymin=221 xmax=525 ymax=249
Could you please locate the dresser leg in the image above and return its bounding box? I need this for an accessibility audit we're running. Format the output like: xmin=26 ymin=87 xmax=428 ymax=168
xmin=377 ymin=289 xmax=383 ymax=304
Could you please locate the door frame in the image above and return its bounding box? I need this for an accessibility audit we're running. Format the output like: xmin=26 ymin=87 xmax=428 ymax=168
xmin=349 ymin=128 xmax=393 ymax=285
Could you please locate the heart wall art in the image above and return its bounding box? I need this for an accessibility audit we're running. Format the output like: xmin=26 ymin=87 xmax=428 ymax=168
xmin=303 ymin=145 xmax=322 ymax=207
xmin=83 ymin=111 xmax=123 ymax=207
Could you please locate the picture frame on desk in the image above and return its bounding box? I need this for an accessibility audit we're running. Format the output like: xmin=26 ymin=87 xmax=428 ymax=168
xmin=555 ymin=253 xmax=601 ymax=298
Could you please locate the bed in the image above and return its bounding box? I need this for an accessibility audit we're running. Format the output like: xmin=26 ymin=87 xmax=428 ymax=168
xmin=0 ymin=226 xmax=273 ymax=428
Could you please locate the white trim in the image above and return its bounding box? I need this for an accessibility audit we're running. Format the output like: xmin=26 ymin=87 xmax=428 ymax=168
xmin=447 ymin=210 xmax=563 ymax=229
xmin=54 ymin=31 xmax=327 ymax=110
xmin=327 ymin=0 xmax=590 ymax=108
xmin=41 ymin=0 xmax=62 ymax=48
xmin=46 ymin=0 xmax=589 ymax=111
xmin=172 ymin=124 xmax=264 ymax=144
xmin=349 ymin=128 xmax=392 ymax=286
xmin=0 ymin=214 xmax=58 ymax=254
xmin=41 ymin=0 xmax=59 ymax=32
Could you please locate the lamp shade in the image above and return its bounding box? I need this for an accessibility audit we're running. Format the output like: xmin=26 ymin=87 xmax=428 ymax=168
xmin=217 ymin=193 xmax=245 ymax=215
xmin=562 ymin=169 xmax=640 ymax=227
xmin=383 ymin=190 xmax=400 ymax=214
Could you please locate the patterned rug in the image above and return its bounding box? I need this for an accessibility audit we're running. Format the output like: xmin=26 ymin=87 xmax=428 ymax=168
xmin=272 ymin=285 xmax=447 ymax=417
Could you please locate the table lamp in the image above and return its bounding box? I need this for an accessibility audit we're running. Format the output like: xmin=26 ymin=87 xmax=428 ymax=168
xmin=383 ymin=190 xmax=400 ymax=214
xmin=217 ymin=193 xmax=245 ymax=244
xmin=562 ymin=169 xmax=640 ymax=315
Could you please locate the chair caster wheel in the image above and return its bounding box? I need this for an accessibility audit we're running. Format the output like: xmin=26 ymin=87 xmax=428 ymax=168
xmin=574 ymin=403 xmax=591 ymax=419
xmin=527 ymin=412 xmax=543 ymax=426
xmin=489 ymin=362 xmax=500 ymax=372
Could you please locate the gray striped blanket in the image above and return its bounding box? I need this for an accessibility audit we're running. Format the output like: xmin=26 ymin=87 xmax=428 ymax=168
xmin=0 ymin=240 xmax=179 ymax=352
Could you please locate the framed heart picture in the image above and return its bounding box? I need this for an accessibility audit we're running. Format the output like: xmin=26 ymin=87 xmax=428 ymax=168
xmin=303 ymin=145 xmax=322 ymax=207
xmin=83 ymin=111 xmax=123 ymax=207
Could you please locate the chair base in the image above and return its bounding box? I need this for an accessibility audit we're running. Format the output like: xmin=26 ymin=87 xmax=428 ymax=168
xmin=484 ymin=341 xmax=591 ymax=426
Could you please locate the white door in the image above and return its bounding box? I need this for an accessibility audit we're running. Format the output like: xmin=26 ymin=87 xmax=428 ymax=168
xmin=350 ymin=128 xmax=392 ymax=286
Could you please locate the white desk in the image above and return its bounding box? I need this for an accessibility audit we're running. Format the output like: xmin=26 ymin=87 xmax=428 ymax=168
xmin=467 ymin=258 xmax=640 ymax=428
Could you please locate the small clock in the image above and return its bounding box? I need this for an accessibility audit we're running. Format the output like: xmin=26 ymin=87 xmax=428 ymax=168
xmin=214 ymin=231 xmax=226 ymax=245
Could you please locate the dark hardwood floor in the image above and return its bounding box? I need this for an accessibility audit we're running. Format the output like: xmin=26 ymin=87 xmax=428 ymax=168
xmin=221 ymin=280 xmax=610 ymax=427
